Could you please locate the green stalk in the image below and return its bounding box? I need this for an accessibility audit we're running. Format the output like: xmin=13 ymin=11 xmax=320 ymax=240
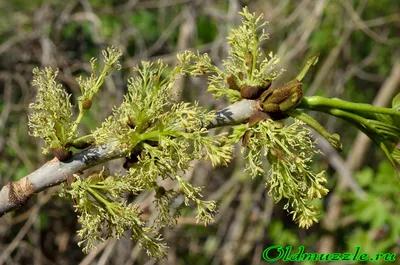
xmin=87 ymin=187 xmax=116 ymax=215
xmin=70 ymin=111 xmax=86 ymax=137
xmin=299 ymin=96 xmax=400 ymax=116
xmin=319 ymin=108 xmax=400 ymax=141
xmin=288 ymin=109 xmax=342 ymax=151
xmin=319 ymin=108 xmax=398 ymax=169
xmin=139 ymin=130 xmax=178 ymax=142
xmin=296 ymin=56 xmax=319 ymax=81
xmin=71 ymin=134 xmax=95 ymax=148
xmin=70 ymin=63 xmax=111 ymax=137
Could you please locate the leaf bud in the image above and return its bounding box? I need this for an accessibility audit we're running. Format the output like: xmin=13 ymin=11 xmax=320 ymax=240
xmin=81 ymin=98 xmax=92 ymax=110
xmin=226 ymin=75 xmax=240 ymax=90
xmin=51 ymin=147 xmax=72 ymax=161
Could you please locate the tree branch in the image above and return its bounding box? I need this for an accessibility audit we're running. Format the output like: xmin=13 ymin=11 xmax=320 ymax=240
xmin=0 ymin=99 xmax=257 ymax=217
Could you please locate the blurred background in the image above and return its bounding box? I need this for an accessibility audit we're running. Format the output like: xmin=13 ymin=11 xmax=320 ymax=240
xmin=0 ymin=0 xmax=399 ymax=264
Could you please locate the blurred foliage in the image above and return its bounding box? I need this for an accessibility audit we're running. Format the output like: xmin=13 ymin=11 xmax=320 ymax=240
xmin=130 ymin=11 xmax=159 ymax=43
xmin=342 ymin=161 xmax=400 ymax=253
xmin=196 ymin=15 xmax=218 ymax=45
xmin=0 ymin=0 xmax=399 ymax=264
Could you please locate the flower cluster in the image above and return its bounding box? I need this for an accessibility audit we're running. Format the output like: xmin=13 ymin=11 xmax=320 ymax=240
xmin=230 ymin=119 xmax=328 ymax=228
xmin=29 ymin=6 xmax=335 ymax=259
xmin=177 ymin=7 xmax=284 ymax=103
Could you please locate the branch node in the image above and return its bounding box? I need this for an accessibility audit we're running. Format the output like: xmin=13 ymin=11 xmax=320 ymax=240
xmin=7 ymin=178 xmax=35 ymax=206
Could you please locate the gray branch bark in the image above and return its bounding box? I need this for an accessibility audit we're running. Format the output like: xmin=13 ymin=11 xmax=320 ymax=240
xmin=0 ymin=99 xmax=257 ymax=217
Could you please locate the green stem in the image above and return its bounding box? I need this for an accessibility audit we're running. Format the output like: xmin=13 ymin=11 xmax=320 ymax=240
xmin=288 ymin=109 xmax=342 ymax=151
xmin=272 ymin=136 xmax=293 ymax=155
xmin=320 ymin=108 xmax=400 ymax=141
xmin=318 ymin=108 xmax=398 ymax=169
xmin=73 ymin=134 xmax=94 ymax=143
xmin=87 ymin=187 xmax=116 ymax=215
xmin=88 ymin=187 xmax=108 ymax=204
xmin=90 ymin=181 xmax=112 ymax=189
xmin=210 ymin=65 xmax=225 ymax=76
xmin=93 ymin=66 xmax=109 ymax=93
xmin=139 ymin=130 xmax=177 ymax=142
xmin=71 ymin=134 xmax=95 ymax=149
xmin=70 ymin=110 xmax=86 ymax=136
xmin=70 ymin=63 xmax=111 ymax=137
xmin=299 ymin=96 xmax=400 ymax=116
xmin=296 ymin=55 xmax=319 ymax=81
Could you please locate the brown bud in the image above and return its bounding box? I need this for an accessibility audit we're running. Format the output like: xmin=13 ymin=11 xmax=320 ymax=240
xmin=248 ymin=111 xmax=270 ymax=126
xmin=241 ymin=85 xmax=261 ymax=99
xmin=127 ymin=115 xmax=136 ymax=129
xmin=238 ymin=72 xmax=244 ymax=80
xmin=51 ymin=147 xmax=72 ymax=161
xmin=245 ymin=51 xmax=253 ymax=68
xmin=81 ymin=98 xmax=92 ymax=110
xmin=152 ymin=75 xmax=159 ymax=84
xmin=271 ymin=147 xmax=285 ymax=160
xmin=242 ymin=130 xmax=252 ymax=147
xmin=241 ymin=84 xmax=269 ymax=99
xmin=66 ymin=174 xmax=75 ymax=188
xmin=241 ymin=79 xmax=272 ymax=99
xmin=141 ymin=120 xmax=152 ymax=131
xmin=226 ymin=75 xmax=239 ymax=90
xmin=242 ymin=111 xmax=271 ymax=147
xmin=280 ymin=79 xmax=302 ymax=93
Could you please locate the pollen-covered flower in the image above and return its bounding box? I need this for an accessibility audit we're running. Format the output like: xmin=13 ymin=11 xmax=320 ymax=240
xmin=232 ymin=118 xmax=328 ymax=228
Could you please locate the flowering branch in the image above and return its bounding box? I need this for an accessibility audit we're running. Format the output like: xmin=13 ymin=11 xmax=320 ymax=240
xmin=0 ymin=99 xmax=257 ymax=217
xmin=1 ymin=6 xmax=398 ymax=259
